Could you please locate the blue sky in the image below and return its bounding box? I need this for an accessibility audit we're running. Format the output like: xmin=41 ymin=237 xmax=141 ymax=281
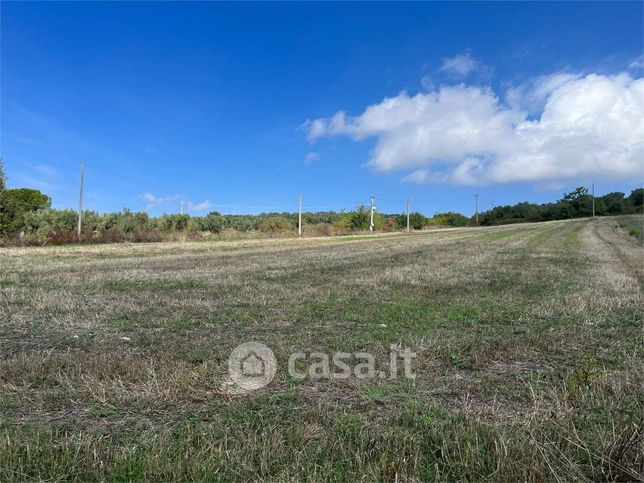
xmin=2 ymin=2 xmax=642 ymax=216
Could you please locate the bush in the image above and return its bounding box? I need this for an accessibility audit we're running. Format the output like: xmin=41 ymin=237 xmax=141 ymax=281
xmin=382 ymin=217 xmax=398 ymax=232
xmin=259 ymin=216 xmax=292 ymax=235
xmin=332 ymin=214 xmax=352 ymax=235
xmin=200 ymin=212 xmax=225 ymax=234
xmin=350 ymin=205 xmax=370 ymax=231
xmin=23 ymin=209 xmax=78 ymax=234
xmin=429 ymin=212 xmax=469 ymax=227
xmin=395 ymin=212 xmax=426 ymax=230
xmin=373 ymin=213 xmax=386 ymax=231
xmin=218 ymin=228 xmax=243 ymax=241
xmin=304 ymin=223 xmax=333 ymax=237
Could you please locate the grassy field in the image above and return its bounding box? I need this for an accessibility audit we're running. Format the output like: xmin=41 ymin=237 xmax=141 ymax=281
xmin=0 ymin=216 xmax=642 ymax=481
xmin=616 ymin=214 xmax=644 ymax=243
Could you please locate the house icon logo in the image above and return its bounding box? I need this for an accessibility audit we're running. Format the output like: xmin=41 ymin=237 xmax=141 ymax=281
xmin=241 ymin=352 xmax=265 ymax=377
xmin=228 ymin=342 xmax=277 ymax=391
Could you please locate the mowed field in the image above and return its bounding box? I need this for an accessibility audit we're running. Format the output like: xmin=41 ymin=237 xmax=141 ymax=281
xmin=0 ymin=216 xmax=642 ymax=481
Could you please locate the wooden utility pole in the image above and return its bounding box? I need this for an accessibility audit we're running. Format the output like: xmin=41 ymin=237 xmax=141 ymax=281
xmin=406 ymin=198 xmax=410 ymax=232
xmin=475 ymin=194 xmax=479 ymax=225
xmin=591 ymin=183 xmax=595 ymax=218
xmin=77 ymin=160 xmax=84 ymax=241
xmin=369 ymin=196 xmax=375 ymax=232
xmin=298 ymin=193 xmax=302 ymax=236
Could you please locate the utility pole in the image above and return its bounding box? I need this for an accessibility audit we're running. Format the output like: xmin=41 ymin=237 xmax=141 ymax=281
xmin=591 ymin=182 xmax=595 ymax=218
xmin=77 ymin=160 xmax=84 ymax=241
xmin=180 ymin=200 xmax=184 ymax=215
xmin=406 ymin=198 xmax=411 ymax=232
xmin=369 ymin=196 xmax=375 ymax=232
xmin=475 ymin=193 xmax=479 ymax=225
xmin=298 ymin=193 xmax=302 ymax=236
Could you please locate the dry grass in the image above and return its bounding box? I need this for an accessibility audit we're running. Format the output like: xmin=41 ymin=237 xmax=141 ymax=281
xmin=0 ymin=217 xmax=642 ymax=481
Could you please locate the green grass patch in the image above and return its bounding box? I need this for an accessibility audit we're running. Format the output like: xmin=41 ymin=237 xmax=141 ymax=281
xmin=479 ymin=230 xmax=518 ymax=241
xmin=617 ymin=214 xmax=644 ymax=243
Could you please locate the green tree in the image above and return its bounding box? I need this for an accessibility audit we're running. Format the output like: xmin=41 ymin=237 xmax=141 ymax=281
xmin=627 ymin=188 xmax=643 ymax=209
xmin=562 ymin=186 xmax=589 ymax=201
xmin=349 ymin=205 xmax=370 ymax=231
xmin=599 ymin=192 xmax=625 ymax=215
xmin=561 ymin=187 xmax=592 ymax=218
xmin=4 ymin=188 xmax=51 ymax=210
xmin=0 ymin=188 xmax=52 ymax=236
xmin=0 ymin=158 xmax=6 ymax=192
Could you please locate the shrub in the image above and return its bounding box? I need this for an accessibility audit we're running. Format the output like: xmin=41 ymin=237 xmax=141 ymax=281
xmin=23 ymin=209 xmax=78 ymax=234
xmin=382 ymin=217 xmax=398 ymax=232
xmin=429 ymin=212 xmax=469 ymax=227
xmin=219 ymin=228 xmax=243 ymax=241
xmin=373 ymin=213 xmax=386 ymax=231
xmin=304 ymin=223 xmax=333 ymax=237
xmin=350 ymin=205 xmax=370 ymax=231
xmin=332 ymin=214 xmax=352 ymax=235
xmin=395 ymin=212 xmax=426 ymax=230
xmin=201 ymin=212 xmax=225 ymax=234
xmin=259 ymin=216 xmax=293 ymax=235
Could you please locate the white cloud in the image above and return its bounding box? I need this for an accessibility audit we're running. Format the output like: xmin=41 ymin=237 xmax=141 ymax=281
xmin=138 ymin=192 xmax=179 ymax=210
xmin=304 ymin=151 xmax=320 ymax=166
xmin=186 ymin=200 xmax=213 ymax=212
xmin=304 ymin=72 xmax=644 ymax=185
xmin=506 ymin=72 xmax=581 ymax=112
xmin=138 ymin=193 xmax=212 ymax=212
xmin=439 ymin=53 xmax=479 ymax=76
xmin=402 ymin=169 xmax=440 ymax=184
xmin=420 ymin=76 xmax=434 ymax=91
xmin=630 ymin=54 xmax=644 ymax=70
xmin=139 ymin=193 xmax=158 ymax=203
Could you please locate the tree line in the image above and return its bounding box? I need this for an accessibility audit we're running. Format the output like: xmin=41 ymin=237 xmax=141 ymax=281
xmin=1 ymin=160 xmax=641 ymax=245
xmin=478 ymin=186 xmax=643 ymax=226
